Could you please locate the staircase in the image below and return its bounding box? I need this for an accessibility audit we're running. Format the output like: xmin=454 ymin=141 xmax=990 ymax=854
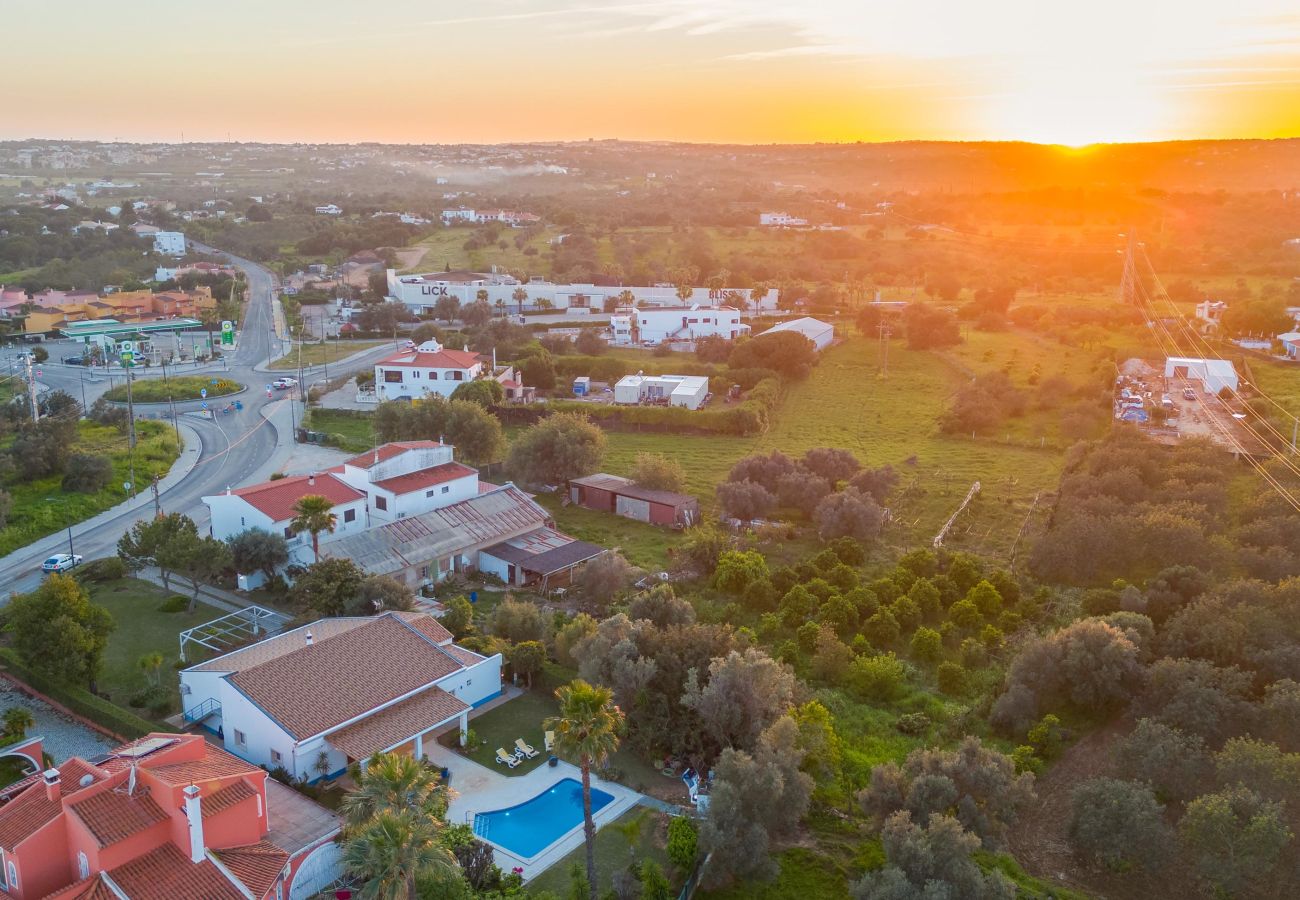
xmin=182 ymin=697 xmax=221 ymax=724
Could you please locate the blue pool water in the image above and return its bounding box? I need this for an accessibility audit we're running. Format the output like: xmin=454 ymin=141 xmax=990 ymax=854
xmin=474 ymin=778 xmax=615 ymax=858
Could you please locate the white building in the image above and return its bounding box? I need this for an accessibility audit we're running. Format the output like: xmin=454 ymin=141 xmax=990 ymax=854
xmin=758 ymin=316 xmax=835 ymax=350
xmin=439 ymin=208 xmax=539 ymax=226
xmin=1165 ymin=357 xmax=1239 ymax=394
xmin=203 ymin=441 xmax=480 ymax=582
xmin=314 ymin=204 xmax=343 ymax=215
xmin=609 ymin=305 xmax=749 ymax=346
xmin=374 ymin=339 xmax=485 ymax=401
xmin=1194 ymin=300 xmax=1227 ymax=335
xmin=760 ymin=212 xmax=808 ymax=227
xmin=614 ymin=373 xmax=711 ymax=409
xmin=179 ymin=611 xmax=502 ymax=782
xmin=152 ymin=231 xmax=186 ymax=256
xmin=386 ymin=269 xmax=778 ymax=317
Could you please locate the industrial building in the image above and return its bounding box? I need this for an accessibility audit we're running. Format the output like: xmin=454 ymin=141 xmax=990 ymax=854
xmin=1165 ymin=357 xmax=1240 ymax=394
xmin=614 ymin=373 xmax=710 ymax=409
xmin=758 ymin=316 xmax=835 ymax=350
xmin=385 ymin=269 xmax=776 ymax=316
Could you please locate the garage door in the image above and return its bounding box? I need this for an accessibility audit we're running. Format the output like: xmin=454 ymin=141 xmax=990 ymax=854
xmin=615 ymin=495 xmax=651 ymax=523
xmin=290 ymin=842 xmax=343 ymax=900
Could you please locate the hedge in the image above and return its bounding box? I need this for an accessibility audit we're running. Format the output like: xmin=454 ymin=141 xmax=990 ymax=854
xmin=0 ymin=649 xmax=162 ymax=741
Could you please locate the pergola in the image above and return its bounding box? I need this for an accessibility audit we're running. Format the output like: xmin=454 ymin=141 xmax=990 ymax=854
xmin=178 ymin=606 xmax=292 ymax=662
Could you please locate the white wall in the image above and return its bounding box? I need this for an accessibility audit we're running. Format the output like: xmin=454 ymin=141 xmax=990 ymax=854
xmin=178 ymin=669 xmax=227 ymax=716
xmin=379 ymin=473 xmax=478 ymax=522
xmin=153 ymin=231 xmax=186 ymax=256
xmin=204 ymin=496 xmax=276 ymax=543
xmin=477 ymin=552 xmax=514 ymax=585
xmin=218 ymin=681 xmax=298 ymax=773
xmin=436 ymin=654 xmax=502 ymax=708
xmin=374 ymin=366 xmax=480 ymax=400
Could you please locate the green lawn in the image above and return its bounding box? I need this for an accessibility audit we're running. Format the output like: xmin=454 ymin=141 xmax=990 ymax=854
xmin=699 ymin=847 xmax=850 ymax=900
xmin=87 ymin=577 xmax=222 ymax=719
xmin=538 ymin=496 xmax=683 ymax=572
xmin=0 ymin=420 xmax=181 ymax=557
xmin=527 ymin=808 xmax=677 ymax=897
xmin=268 ymin=339 xmax=388 ymax=370
xmin=440 ymin=688 xmax=555 ymax=776
xmin=102 ymin=375 xmax=241 ymax=403
xmin=303 ymin=407 xmax=375 ymax=453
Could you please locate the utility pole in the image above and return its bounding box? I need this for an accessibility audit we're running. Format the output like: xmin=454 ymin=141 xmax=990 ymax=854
xmin=24 ymin=353 xmax=39 ymax=421
xmin=877 ymin=319 xmax=892 ymax=377
xmin=125 ymin=364 xmax=137 ymax=498
xmin=1118 ymin=229 xmax=1139 ymax=305
xmin=151 ymin=474 xmax=162 ymax=518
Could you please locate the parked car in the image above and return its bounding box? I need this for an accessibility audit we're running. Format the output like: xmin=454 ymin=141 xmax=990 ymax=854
xmin=63 ymin=355 xmax=85 ymax=366
xmin=41 ymin=553 xmax=83 ymax=573
xmin=1182 ymin=388 xmax=1196 ymax=400
xmin=271 ymin=377 xmax=297 ymax=390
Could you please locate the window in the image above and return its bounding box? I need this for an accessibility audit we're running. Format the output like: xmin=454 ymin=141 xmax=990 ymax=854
xmin=77 ymin=852 xmax=89 ymax=880
xmin=449 ymin=371 xmax=463 ymax=381
xmin=270 ymin=749 xmax=282 ymax=764
xmin=425 ymin=489 xmax=436 ymax=498
xmin=8 ymin=860 xmax=17 ymax=888
xmin=240 ymin=516 xmax=245 ymax=527
xmin=283 ymin=526 xmax=294 ymax=539
xmin=412 ymin=371 xmax=420 ymax=379
xmin=441 ymin=486 xmax=450 ymax=494
xmin=375 ymin=496 xmax=388 ymax=511
xmin=234 ymin=729 xmax=246 ymax=746
xmin=383 ymin=370 xmax=403 ymax=383
xmin=343 ymin=508 xmax=356 ymax=523
xmin=428 ymin=371 xmax=439 ymax=380
xmin=181 ymin=683 xmax=191 ymax=695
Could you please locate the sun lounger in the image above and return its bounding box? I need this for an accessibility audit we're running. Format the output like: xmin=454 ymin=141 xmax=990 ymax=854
xmin=496 ymin=748 xmax=520 ymax=768
xmin=545 ymin=730 xmax=555 ymax=752
xmin=515 ymin=738 xmax=539 ymax=759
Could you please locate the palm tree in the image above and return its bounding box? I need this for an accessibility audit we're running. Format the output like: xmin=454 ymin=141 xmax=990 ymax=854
xmin=544 ymin=680 xmax=625 ymax=900
xmin=290 ymin=494 xmax=337 ymax=562
xmin=2 ymin=707 xmax=34 ymax=741
xmin=512 ymin=287 xmax=528 ymax=312
xmin=340 ymin=752 xmax=447 ymax=832
xmin=342 ymin=810 xmax=457 ymax=900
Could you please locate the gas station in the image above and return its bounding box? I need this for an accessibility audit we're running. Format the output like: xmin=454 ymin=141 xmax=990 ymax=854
xmin=58 ymin=317 xmax=233 ymax=365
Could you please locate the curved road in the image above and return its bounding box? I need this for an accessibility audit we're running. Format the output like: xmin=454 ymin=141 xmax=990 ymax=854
xmin=3 ymin=245 xmax=397 ymax=595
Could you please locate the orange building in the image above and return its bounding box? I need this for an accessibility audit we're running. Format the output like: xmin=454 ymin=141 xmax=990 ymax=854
xmin=0 ymin=733 xmax=340 ymax=900
xmin=23 ymin=287 xmax=216 ymax=335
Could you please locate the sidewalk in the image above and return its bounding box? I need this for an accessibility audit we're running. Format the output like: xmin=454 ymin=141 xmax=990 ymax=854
xmin=133 ymin=567 xmax=251 ymax=615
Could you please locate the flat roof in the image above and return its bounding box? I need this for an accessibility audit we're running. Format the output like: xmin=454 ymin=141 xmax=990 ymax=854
xmin=60 ymin=317 xmax=203 ymax=336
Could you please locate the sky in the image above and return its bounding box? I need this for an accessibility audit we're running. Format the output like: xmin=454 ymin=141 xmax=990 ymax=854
xmin=7 ymin=0 xmax=1300 ymax=145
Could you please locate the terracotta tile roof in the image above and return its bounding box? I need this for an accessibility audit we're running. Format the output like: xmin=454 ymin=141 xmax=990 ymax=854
xmin=201 ymin=780 xmax=257 ymax=819
xmin=0 ymin=756 xmax=104 ymax=850
xmin=41 ymin=874 xmax=119 ymax=900
xmin=230 ymin=473 xmax=362 ymax=522
xmin=442 ymin=644 xmax=485 ymax=667
xmin=343 ymin=440 xmax=445 ymax=469
xmin=146 ymin=744 xmax=262 ymax=787
xmin=392 ymin=611 xmax=453 ymax=645
xmin=372 ymin=462 xmax=477 ymax=495
xmin=107 ymin=842 xmax=243 ymax=900
xmin=213 ymin=840 xmax=290 ymax=898
xmin=187 ymin=619 xmax=372 ymax=673
xmin=328 ymin=687 xmax=469 ymax=760
xmin=67 ymin=788 xmax=168 ymax=847
xmin=228 ymin=614 xmax=466 ymax=740
xmin=377 ymin=347 xmax=483 ymax=369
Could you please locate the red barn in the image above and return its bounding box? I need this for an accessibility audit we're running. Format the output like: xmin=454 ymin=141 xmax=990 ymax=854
xmin=567 ymin=473 xmax=699 ymax=528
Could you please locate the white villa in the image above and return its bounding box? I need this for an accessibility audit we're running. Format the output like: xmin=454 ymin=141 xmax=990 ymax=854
xmin=180 ymin=611 xmax=501 ymax=781
xmin=203 ymin=441 xmax=480 ymax=584
xmin=373 ymin=339 xmax=485 ymax=401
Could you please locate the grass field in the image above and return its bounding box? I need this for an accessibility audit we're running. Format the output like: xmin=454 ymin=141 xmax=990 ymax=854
xmin=303 ymin=407 xmax=375 ymax=452
xmin=441 ymin=688 xmax=554 ymax=776
xmin=102 ymin=375 xmax=241 ymax=403
xmin=1245 ymin=356 xmax=1300 ymax=420
xmin=538 ymin=496 xmax=683 ymax=572
xmin=88 ymin=578 xmax=221 ymax=718
xmin=0 ymin=420 xmax=181 ymax=557
xmin=268 ymin=339 xmax=388 ymax=370
xmin=527 ymin=807 xmax=677 ymax=897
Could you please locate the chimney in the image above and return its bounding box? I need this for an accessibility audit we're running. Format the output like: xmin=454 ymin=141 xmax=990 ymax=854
xmin=183 ymin=785 xmax=205 ymax=863
xmin=307 ymin=473 xmax=315 ymax=486
xmin=42 ymin=768 xmax=60 ymax=802
xmin=305 ymin=630 xmax=314 ymax=647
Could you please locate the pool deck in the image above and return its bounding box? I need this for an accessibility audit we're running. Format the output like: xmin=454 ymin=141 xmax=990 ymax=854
xmin=428 ymin=739 xmax=641 ymax=881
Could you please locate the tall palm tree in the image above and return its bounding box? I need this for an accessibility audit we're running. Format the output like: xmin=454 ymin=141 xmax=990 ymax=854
xmin=2 ymin=707 xmax=34 ymax=741
xmin=290 ymin=494 xmax=337 ymax=562
xmin=342 ymin=810 xmax=457 ymax=900
xmin=545 ymin=679 xmax=625 ymax=900
xmin=340 ymin=752 xmax=447 ymax=832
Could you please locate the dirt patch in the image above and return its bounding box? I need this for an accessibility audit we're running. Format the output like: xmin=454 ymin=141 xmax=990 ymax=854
xmin=1007 ymin=716 xmax=1203 ymax=900
xmin=394 ymin=246 xmax=429 ymax=272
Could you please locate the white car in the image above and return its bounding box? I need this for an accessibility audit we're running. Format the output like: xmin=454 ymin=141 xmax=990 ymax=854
xmin=42 ymin=553 xmax=83 ymax=573
xmin=271 ymin=377 xmax=297 ymax=390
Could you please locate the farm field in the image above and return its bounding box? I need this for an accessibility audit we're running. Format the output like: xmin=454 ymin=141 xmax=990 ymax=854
xmin=1245 ymin=356 xmax=1300 ymax=419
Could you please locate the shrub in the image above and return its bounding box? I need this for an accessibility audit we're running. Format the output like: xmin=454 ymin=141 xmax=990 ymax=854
xmin=716 ymin=480 xmax=776 ymax=520
xmin=712 ymin=550 xmax=769 ymax=595
xmin=158 ymin=595 xmax=188 ymax=613
xmin=850 ymin=653 xmax=907 ymax=701
xmin=895 ymin=712 xmax=930 ymax=735
xmin=74 ymin=557 xmax=126 ymax=584
xmin=937 ymin=662 xmax=968 ymax=696
xmin=910 ymin=627 xmax=943 ymax=664
xmin=1069 ymin=778 xmax=1173 ymax=872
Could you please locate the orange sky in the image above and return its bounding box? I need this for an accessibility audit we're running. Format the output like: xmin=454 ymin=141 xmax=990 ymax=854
xmin=6 ymin=1 xmax=1300 ymax=145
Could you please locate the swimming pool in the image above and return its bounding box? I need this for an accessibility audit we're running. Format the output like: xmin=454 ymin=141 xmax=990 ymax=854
xmin=473 ymin=778 xmax=615 ymax=859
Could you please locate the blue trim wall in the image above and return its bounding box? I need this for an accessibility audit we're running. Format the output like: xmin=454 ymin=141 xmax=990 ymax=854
xmin=471 ymin=689 xmax=502 ymax=709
